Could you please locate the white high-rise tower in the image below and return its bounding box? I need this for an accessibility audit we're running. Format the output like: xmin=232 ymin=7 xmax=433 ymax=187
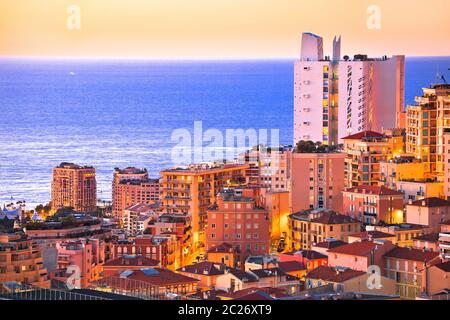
xmin=293 ymin=33 xmax=405 ymax=146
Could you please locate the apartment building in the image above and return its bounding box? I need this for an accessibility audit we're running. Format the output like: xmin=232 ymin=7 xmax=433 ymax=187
xmin=290 ymin=151 xmax=345 ymax=213
xmin=406 ymin=197 xmax=450 ymax=233
xmin=51 ymin=162 xmax=97 ymax=213
xmin=160 ymin=163 xmax=248 ymax=246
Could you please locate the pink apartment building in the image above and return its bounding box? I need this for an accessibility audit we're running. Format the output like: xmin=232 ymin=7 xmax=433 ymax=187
xmin=290 ymin=151 xmax=345 ymax=213
xmin=52 ymin=238 xmax=105 ymax=288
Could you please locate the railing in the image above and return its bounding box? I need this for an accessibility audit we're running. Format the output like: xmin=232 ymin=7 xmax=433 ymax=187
xmin=0 ymin=282 xmax=106 ymax=300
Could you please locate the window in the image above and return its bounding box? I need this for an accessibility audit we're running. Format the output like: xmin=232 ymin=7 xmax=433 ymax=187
xmin=224 ymin=223 xmax=229 ymax=229
xmin=211 ymin=234 xmax=216 ymax=239
xmin=211 ymin=223 xmax=216 ymax=229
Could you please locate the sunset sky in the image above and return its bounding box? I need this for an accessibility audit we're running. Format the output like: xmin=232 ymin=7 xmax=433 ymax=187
xmin=0 ymin=0 xmax=449 ymax=59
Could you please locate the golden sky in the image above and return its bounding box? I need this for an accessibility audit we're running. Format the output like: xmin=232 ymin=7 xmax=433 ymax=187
xmin=0 ymin=0 xmax=449 ymax=59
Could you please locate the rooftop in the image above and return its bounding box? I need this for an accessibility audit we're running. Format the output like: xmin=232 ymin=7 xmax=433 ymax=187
xmin=306 ymin=266 xmax=365 ymax=283
xmin=313 ymin=240 xmax=348 ymax=250
xmin=278 ymin=261 xmax=307 ymax=273
xmin=345 ymin=185 xmax=403 ymax=196
xmin=349 ymin=231 xmax=396 ymax=240
xmin=56 ymin=162 xmax=94 ymax=170
xmin=409 ymin=197 xmax=450 ymax=208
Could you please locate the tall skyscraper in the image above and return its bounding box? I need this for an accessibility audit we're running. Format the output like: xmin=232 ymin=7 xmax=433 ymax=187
xmin=51 ymin=162 xmax=97 ymax=213
xmin=294 ymin=32 xmax=405 ymax=146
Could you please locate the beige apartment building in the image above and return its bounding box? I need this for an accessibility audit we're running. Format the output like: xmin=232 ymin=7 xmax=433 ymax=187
xmin=51 ymin=162 xmax=97 ymax=213
xmin=160 ymin=163 xmax=248 ymax=247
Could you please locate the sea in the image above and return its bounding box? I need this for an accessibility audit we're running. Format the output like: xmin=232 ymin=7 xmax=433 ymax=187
xmin=1 ymin=57 xmax=449 ymax=208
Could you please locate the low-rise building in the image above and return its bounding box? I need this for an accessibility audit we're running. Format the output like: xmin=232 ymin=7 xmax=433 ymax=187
xmin=380 ymin=157 xmax=427 ymax=190
xmin=367 ymin=224 xmax=433 ymax=247
xmin=427 ymin=261 xmax=450 ymax=296
xmin=406 ymin=197 xmax=450 ymax=233
xmin=122 ymin=203 xmax=158 ymax=236
xmin=51 ymin=238 xmax=105 ymax=288
xmin=215 ymin=267 xmax=300 ymax=295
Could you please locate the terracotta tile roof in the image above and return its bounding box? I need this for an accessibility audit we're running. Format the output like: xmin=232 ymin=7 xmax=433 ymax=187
xmin=410 ymin=197 xmax=450 ymax=207
xmin=103 ymin=255 xmax=160 ymax=267
xmin=207 ymin=243 xmax=234 ymax=253
xmin=345 ymin=185 xmax=403 ymax=196
xmin=341 ymin=131 xmax=386 ymax=140
xmin=313 ymin=240 xmax=347 ymax=249
xmin=413 ymin=233 xmax=439 ymax=242
xmin=126 ymin=268 xmax=199 ymax=286
xmin=327 ymin=241 xmax=380 ymax=257
xmin=434 ymin=261 xmax=450 ymax=273
xmin=310 ymin=211 xmax=359 ymax=225
xmin=233 ymin=291 xmax=276 ymax=301
xmin=349 ymin=231 xmax=396 ymax=240
xmin=306 ymin=266 xmax=365 ymax=283
xmin=384 ymin=247 xmax=440 ymax=263
xmin=278 ymin=261 xmax=307 ymax=273
xmin=177 ymin=261 xmax=227 ymax=276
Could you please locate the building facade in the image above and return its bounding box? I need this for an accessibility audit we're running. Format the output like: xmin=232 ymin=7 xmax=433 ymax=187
xmin=294 ymin=32 xmax=404 ymax=145
xmin=51 ymin=162 xmax=97 ymax=213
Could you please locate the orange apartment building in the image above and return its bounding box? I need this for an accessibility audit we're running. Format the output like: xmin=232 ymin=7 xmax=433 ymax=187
xmin=112 ymin=167 xmax=160 ymax=220
xmin=160 ymin=163 xmax=248 ymax=247
xmin=51 ymin=162 xmax=97 ymax=213
xmin=342 ymin=185 xmax=405 ymax=225
xmin=205 ymin=189 xmax=270 ymax=268
xmin=0 ymin=233 xmax=50 ymax=288
xmin=290 ymin=151 xmax=345 ymax=213
xmin=288 ymin=209 xmax=360 ymax=250
xmin=206 ymin=243 xmax=237 ymax=268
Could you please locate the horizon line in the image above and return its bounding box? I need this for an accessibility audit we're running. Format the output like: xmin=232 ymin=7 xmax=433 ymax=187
xmin=1 ymin=54 xmax=450 ymax=62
